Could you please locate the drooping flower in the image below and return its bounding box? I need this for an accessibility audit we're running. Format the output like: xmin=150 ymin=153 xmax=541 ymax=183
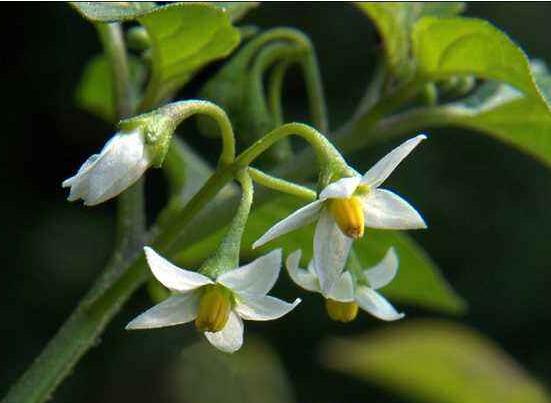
xmin=126 ymin=247 xmax=300 ymax=353
xmin=253 ymin=135 xmax=427 ymax=293
xmin=62 ymin=129 xmax=152 ymax=206
xmin=286 ymin=247 xmax=403 ymax=322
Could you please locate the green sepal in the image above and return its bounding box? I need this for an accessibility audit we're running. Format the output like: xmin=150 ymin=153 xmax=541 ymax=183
xmin=119 ymin=112 xmax=176 ymax=167
xmin=199 ymin=172 xmax=254 ymax=278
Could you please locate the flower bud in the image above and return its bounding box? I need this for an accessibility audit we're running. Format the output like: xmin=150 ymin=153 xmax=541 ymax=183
xmin=195 ymin=285 xmax=232 ymax=332
xmin=62 ymin=129 xmax=152 ymax=206
xmin=325 ymin=299 xmax=358 ymax=323
xmin=328 ymin=196 xmax=365 ymax=238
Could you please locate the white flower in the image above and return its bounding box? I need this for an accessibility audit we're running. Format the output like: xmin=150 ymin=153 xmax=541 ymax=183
xmin=253 ymin=135 xmax=427 ymax=294
xmin=126 ymin=247 xmax=300 ymax=353
xmin=286 ymin=247 xmax=404 ymax=322
xmin=62 ymin=130 xmax=152 ymax=206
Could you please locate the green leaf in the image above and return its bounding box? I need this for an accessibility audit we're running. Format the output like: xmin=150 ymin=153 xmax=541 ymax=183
xmin=138 ymin=3 xmax=241 ymax=108
xmin=75 ymin=54 xmax=145 ymax=122
xmin=175 ymin=195 xmax=465 ymax=314
xmin=357 ymin=2 xmax=464 ymax=78
xmin=412 ymin=17 xmax=548 ymax=107
xmin=429 ymin=60 xmax=551 ymax=167
xmin=212 ymin=2 xmax=259 ymax=22
xmin=533 ymin=59 xmax=551 ymax=105
xmin=69 ymin=2 xmax=157 ymax=22
xmin=322 ymin=320 xmax=551 ymax=403
xmin=168 ymin=338 xmax=296 ymax=403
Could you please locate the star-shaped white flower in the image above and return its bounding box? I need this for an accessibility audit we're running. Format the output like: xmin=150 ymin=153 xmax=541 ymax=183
xmin=126 ymin=247 xmax=300 ymax=353
xmin=62 ymin=129 xmax=152 ymax=206
xmin=286 ymin=247 xmax=404 ymax=321
xmin=253 ymin=135 xmax=427 ymax=294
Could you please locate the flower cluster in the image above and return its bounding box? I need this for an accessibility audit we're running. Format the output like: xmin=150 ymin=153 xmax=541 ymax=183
xmin=62 ymin=101 xmax=427 ymax=353
xmin=253 ymin=135 xmax=426 ymax=320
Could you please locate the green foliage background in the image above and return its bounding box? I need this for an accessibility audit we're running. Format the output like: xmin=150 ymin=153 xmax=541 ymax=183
xmin=1 ymin=3 xmax=550 ymax=403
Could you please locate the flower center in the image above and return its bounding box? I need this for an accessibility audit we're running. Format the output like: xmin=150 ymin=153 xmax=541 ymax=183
xmin=325 ymin=299 xmax=358 ymax=323
xmin=327 ymin=196 xmax=365 ymax=238
xmin=195 ymin=285 xmax=232 ymax=333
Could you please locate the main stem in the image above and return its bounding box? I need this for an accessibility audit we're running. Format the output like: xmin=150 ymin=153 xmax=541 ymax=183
xmin=3 ymin=22 xmax=145 ymax=403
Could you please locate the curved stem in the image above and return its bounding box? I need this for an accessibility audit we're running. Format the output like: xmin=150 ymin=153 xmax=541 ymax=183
xmin=248 ymin=167 xmax=316 ymax=201
xmin=250 ymin=42 xmax=300 ymax=161
xmin=268 ymin=60 xmax=291 ymax=126
xmin=155 ymin=100 xmax=236 ymax=165
xmin=236 ymin=122 xmax=346 ymax=171
xmin=157 ymin=122 xmax=348 ymax=254
xmin=299 ymin=47 xmax=328 ymax=132
xmin=239 ymin=27 xmax=329 ymax=132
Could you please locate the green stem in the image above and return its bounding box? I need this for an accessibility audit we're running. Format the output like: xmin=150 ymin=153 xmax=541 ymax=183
xmin=251 ymin=42 xmax=300 ymax=161
xmin=158 ymin=100 xmax=236 ymax=165
xmin=350 ymin=59 xmax=387 ymax=123
xmin=158 ymin=122 xmax=349 ymax=255
xmin=200 ymin=171 xmax=254 ymax=277
xmin=96 ymin=23 xmax=133 ymax=119
xmin=236 ymin=26 xmax=329 ymax=131
xmin=299 ymin=46 xmax=328 ymax=132
xmin=3 ymin=22 xmax=146 ymax=403
xmin=248 ymin=167 xmax=316 ymax=201
xmin=268 ymin=60 xmax=291 ymax=126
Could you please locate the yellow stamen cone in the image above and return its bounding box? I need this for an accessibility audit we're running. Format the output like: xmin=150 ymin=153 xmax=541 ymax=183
xmin=195 ymin=285 xmax=232 ymax=332
xmin=325 ymin=299 xmax=359 ymax=323
xmin=328 ymin=196 xmax=365 ymax=238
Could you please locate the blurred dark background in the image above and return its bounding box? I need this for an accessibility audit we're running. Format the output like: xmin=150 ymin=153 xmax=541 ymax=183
xmin=1 ymin=3 xmax=550 ymax=403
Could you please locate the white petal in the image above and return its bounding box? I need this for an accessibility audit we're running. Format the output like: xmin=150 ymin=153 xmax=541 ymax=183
xmin=285 ymin=250 xmax=320 ymax=292
xmin=144 ymin=247 xmax=213 ymax=292
xmin=204 ymin=311 xmax=244 ymax=353
xmin=361 ymin=135 xmax=427 ymax=188
xmin=62 ymin=130 xmax=152 ymax=206
xmin=235 ymin=294 xmax=301 ymax=321
xmin=313 ymin=209 xmax=353 ymax=295
xmin=319 ymin=176 xmax=361 ymax=201
xmin=125 ymin=293 xmax=199 ymax=330
xmin=217 ymin=249 xmax=281 ymax=295
xmin=252 ymin=200 xmax=323 ymax=249
xmin=326 ymin=271 xmax=355 ymax=302
xmin=363 ymin=189 xmax=427 ymax=229
xmin=355 ymin=286 xmax=404 ymax=321
xmin=364 ymin=247 xmax=399 ymax=290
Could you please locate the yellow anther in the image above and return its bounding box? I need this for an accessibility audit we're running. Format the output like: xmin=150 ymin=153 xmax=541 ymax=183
xmin=327 ymin=196 xmax=365 ymax=238
xmin=325 ymin=299 xmax=359 ymax=323
xmin=195 ymin=285 xmax=232 ymax=332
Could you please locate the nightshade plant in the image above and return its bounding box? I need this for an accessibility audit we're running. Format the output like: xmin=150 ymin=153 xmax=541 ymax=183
xmin=4 ymin=2 xmax=551 ymax=403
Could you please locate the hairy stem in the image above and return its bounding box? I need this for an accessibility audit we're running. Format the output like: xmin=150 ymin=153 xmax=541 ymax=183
xmin=3 ymin=22 xmax=146 ymax=403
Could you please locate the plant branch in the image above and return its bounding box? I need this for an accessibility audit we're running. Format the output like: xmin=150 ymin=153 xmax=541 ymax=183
xmin=248 ymin=167 xmax=316 ymax=201
xmin=2 ymin=22 xmax=146 ymax=403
